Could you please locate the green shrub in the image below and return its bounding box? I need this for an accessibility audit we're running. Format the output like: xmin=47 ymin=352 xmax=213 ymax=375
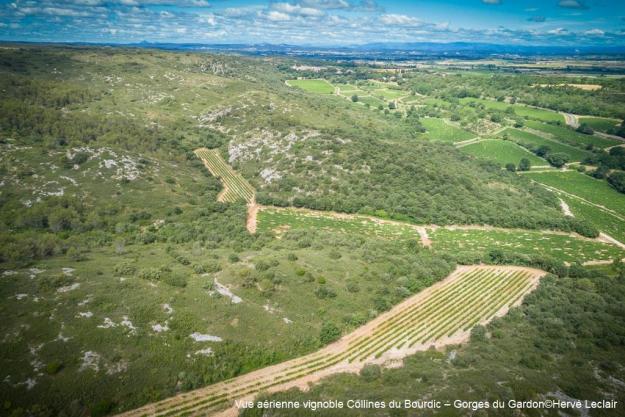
xmin=360 ymin=364 xmax=381 ymax=381
xmin=113 ymin=262 xmax=136 ymax=276
xmin=137 ymin=268 xmax=161 ymax=281
xmin=163 ymin=272 xmax=187 ymax=288
xmin=45 ymin=361 xmax=63 ymax=375
xmin=315 ymin=286 xmax=336 ymax=299
xmin=319 ymin=322 xmax=341 ymax=344
xmin=203 ymin=260 xmax=222 ymax=273
xmin=255 ymin=260 xmax=270 ymax=271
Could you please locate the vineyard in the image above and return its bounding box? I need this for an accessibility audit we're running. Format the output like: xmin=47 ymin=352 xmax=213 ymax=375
xmin=116 ymin=265 xmax=544 ymax=417
xmin=194 ymin=148 xmax=255 ymax=203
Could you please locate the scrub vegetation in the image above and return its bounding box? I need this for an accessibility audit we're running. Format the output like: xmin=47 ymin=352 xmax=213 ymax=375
xmin=0 ymin=45 xmax=624 ymax=417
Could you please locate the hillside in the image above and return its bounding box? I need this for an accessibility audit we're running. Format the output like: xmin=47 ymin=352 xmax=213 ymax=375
xmin=0 ymin=46 xmax=624 ymax=417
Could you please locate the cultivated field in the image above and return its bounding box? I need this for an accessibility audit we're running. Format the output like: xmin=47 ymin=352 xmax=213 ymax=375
xmin=194 ymin=148 xmax=255 ymax=203
xmin=578 ymin=116 xmax=621 ymax=133
xmin=459 ymin=98 xmax=565 ymax=123
xmin=525 ymin=171 xmax=625 ymax=218
xmin=421 ymin=118 xmax=476 ymax=143
xmin=461 ymin=139 xmax=548 ymax=167
xmin=429 ymin=227 xmax=623 ymax=264
xmin=525 ymin=120 xmax=622 ymax=149
xmin=562 ymin=196 xmax=625 ymax=244
xmin=286 ymin=79 xmax=334 ymax=94
xmin=257 ymin=207 xmax=421 ymax=241
xmin=372 ymin=88 xmax=406 ymax=100
xmin=116 ymin=265 xmax=546 ymax=417
xmin=503 ymin=128 xmax=591 ymax=161
xmin=256 ymin=206 xmax=623 ymax=263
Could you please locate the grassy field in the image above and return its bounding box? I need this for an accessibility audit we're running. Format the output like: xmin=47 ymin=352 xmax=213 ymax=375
xmin=429 ymin=228 xmax=622 ymax=263
xmin=287 ymin=79 xmax=334 ymax=94
xmin=422 ymin=118 xmax=476 ymax=143
xmin=525 ymin=120 xmax=621 ymax=149
xmin=358 ymin=95 xmax=386 ymax=108
xmin=257 ymin=207 xmax=621 ymax=264
xmin=503 ymin=128 xmax=591 ymax=161
xmin=525 ymin=171 xmax=625 ymax=217
xmin=562 ymin=196 xmax=625 ymax=243
xmin=334 ymin=83 xmax=360 ymax=93
xmin=461 ymin=139 xmax=549 ymax=167
xmin=258 ymin=207 xmax=419 ymax=241
xmin=459 ymin=98 xmax=564 ymax=123
xmin=194 ymin=148 xmax=255 ymax=203
xmin=373 ymin=88 xmax=406 ymax=100
xmin=578 ymin=116 xmax=621 ymax=133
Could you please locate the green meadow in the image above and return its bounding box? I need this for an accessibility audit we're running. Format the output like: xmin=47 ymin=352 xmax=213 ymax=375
xmin=461 ymin=139 xmax=549 ymax=167
xmin=287 ymin=79 xmax=335 ymax=94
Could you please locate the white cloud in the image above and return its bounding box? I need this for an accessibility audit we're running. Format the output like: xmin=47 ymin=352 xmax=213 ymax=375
xmin=299 ymin=0 xmax=350 ymax=9
xmin=19 ymin=7 xmax=93 ymax=17
xmin=584 ymin=28 xmax=604 ymax=36
xmin=548 ymin=27 xmax=568 ymax=35
xmin=558 ymin=0 xmax=586 ymax=9
xmin=265 ymin=11 xmax=291 ymax=22
xmin=198 ymin=13 xmax=216 ymax=26
xmin=272 ymin=3 xmax=325 ymax=17
xmin=380 ymin=14 xmax=422 ymax=26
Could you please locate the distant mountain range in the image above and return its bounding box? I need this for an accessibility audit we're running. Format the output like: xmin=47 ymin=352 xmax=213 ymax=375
xmin=5 ymin=40 xmax=625 ymax=60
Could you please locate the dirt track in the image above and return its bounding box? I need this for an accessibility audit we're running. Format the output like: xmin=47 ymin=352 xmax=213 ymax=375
xmin=562 ymin=112 xmax=579 ymax=128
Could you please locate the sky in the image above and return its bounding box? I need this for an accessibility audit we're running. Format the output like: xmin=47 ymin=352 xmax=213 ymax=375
xmin=0 ymin=0 xmax=624 ymax=46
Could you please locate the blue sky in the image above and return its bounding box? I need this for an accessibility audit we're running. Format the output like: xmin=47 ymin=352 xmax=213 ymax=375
xmin=0 ymin=0 xmax=624 ymax=45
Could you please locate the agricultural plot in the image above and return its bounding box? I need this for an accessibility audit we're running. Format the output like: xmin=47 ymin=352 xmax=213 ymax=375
xmin=429 ymin=227 xmax=623 ymax=264
xmin=503 ymin=128 xmax=591 ymax=162
xmin=334 ymin=83 xmax=360 ymax=93
xmin=459 ymin=98 xmax=564 ymax=123
xmin=562 ymin=196 xmax=625 ymax=245
xmin=422 ymin=118 xmax=476 ymax=143
xmin=358 ymin=95 xmax=386 ymax=108
xmin=194 ymin=148 xmax=255 ymax=203
xmin=423 ymin=97 xmax=452 ymax=107
xmin=257 ymin=207 xmax=420 ymax=241
xmin=525 ymin=171 xmax=625 ymax=218
xmin=578 ymin=116 xmax=621 ymax=133
xmin=116 ymin=265 xmax=545 ymax=417
xmin=525 ymin=120 xmax=621 ymax=149
xmin=373 ymin=88 xmax=406 ymax=100
xmin=286 ymin=79 xmax=334 ymax=94
xmin=461 ymin=139 xmax=549 ymax=167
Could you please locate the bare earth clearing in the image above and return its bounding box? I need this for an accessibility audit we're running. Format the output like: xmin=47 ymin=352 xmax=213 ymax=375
xmin=116 ymin=265 xmax=545 ymax=417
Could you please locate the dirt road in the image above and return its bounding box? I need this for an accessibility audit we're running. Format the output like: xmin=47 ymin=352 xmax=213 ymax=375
xmin=561 ymin=112 xmax=579 ymax=128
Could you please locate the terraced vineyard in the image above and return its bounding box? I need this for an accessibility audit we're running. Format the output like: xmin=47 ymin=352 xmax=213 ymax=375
xmin=116 ymin=265 xmax=545 ymax=417
xmin=194 ymin=148 xmax=255 ymax=203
